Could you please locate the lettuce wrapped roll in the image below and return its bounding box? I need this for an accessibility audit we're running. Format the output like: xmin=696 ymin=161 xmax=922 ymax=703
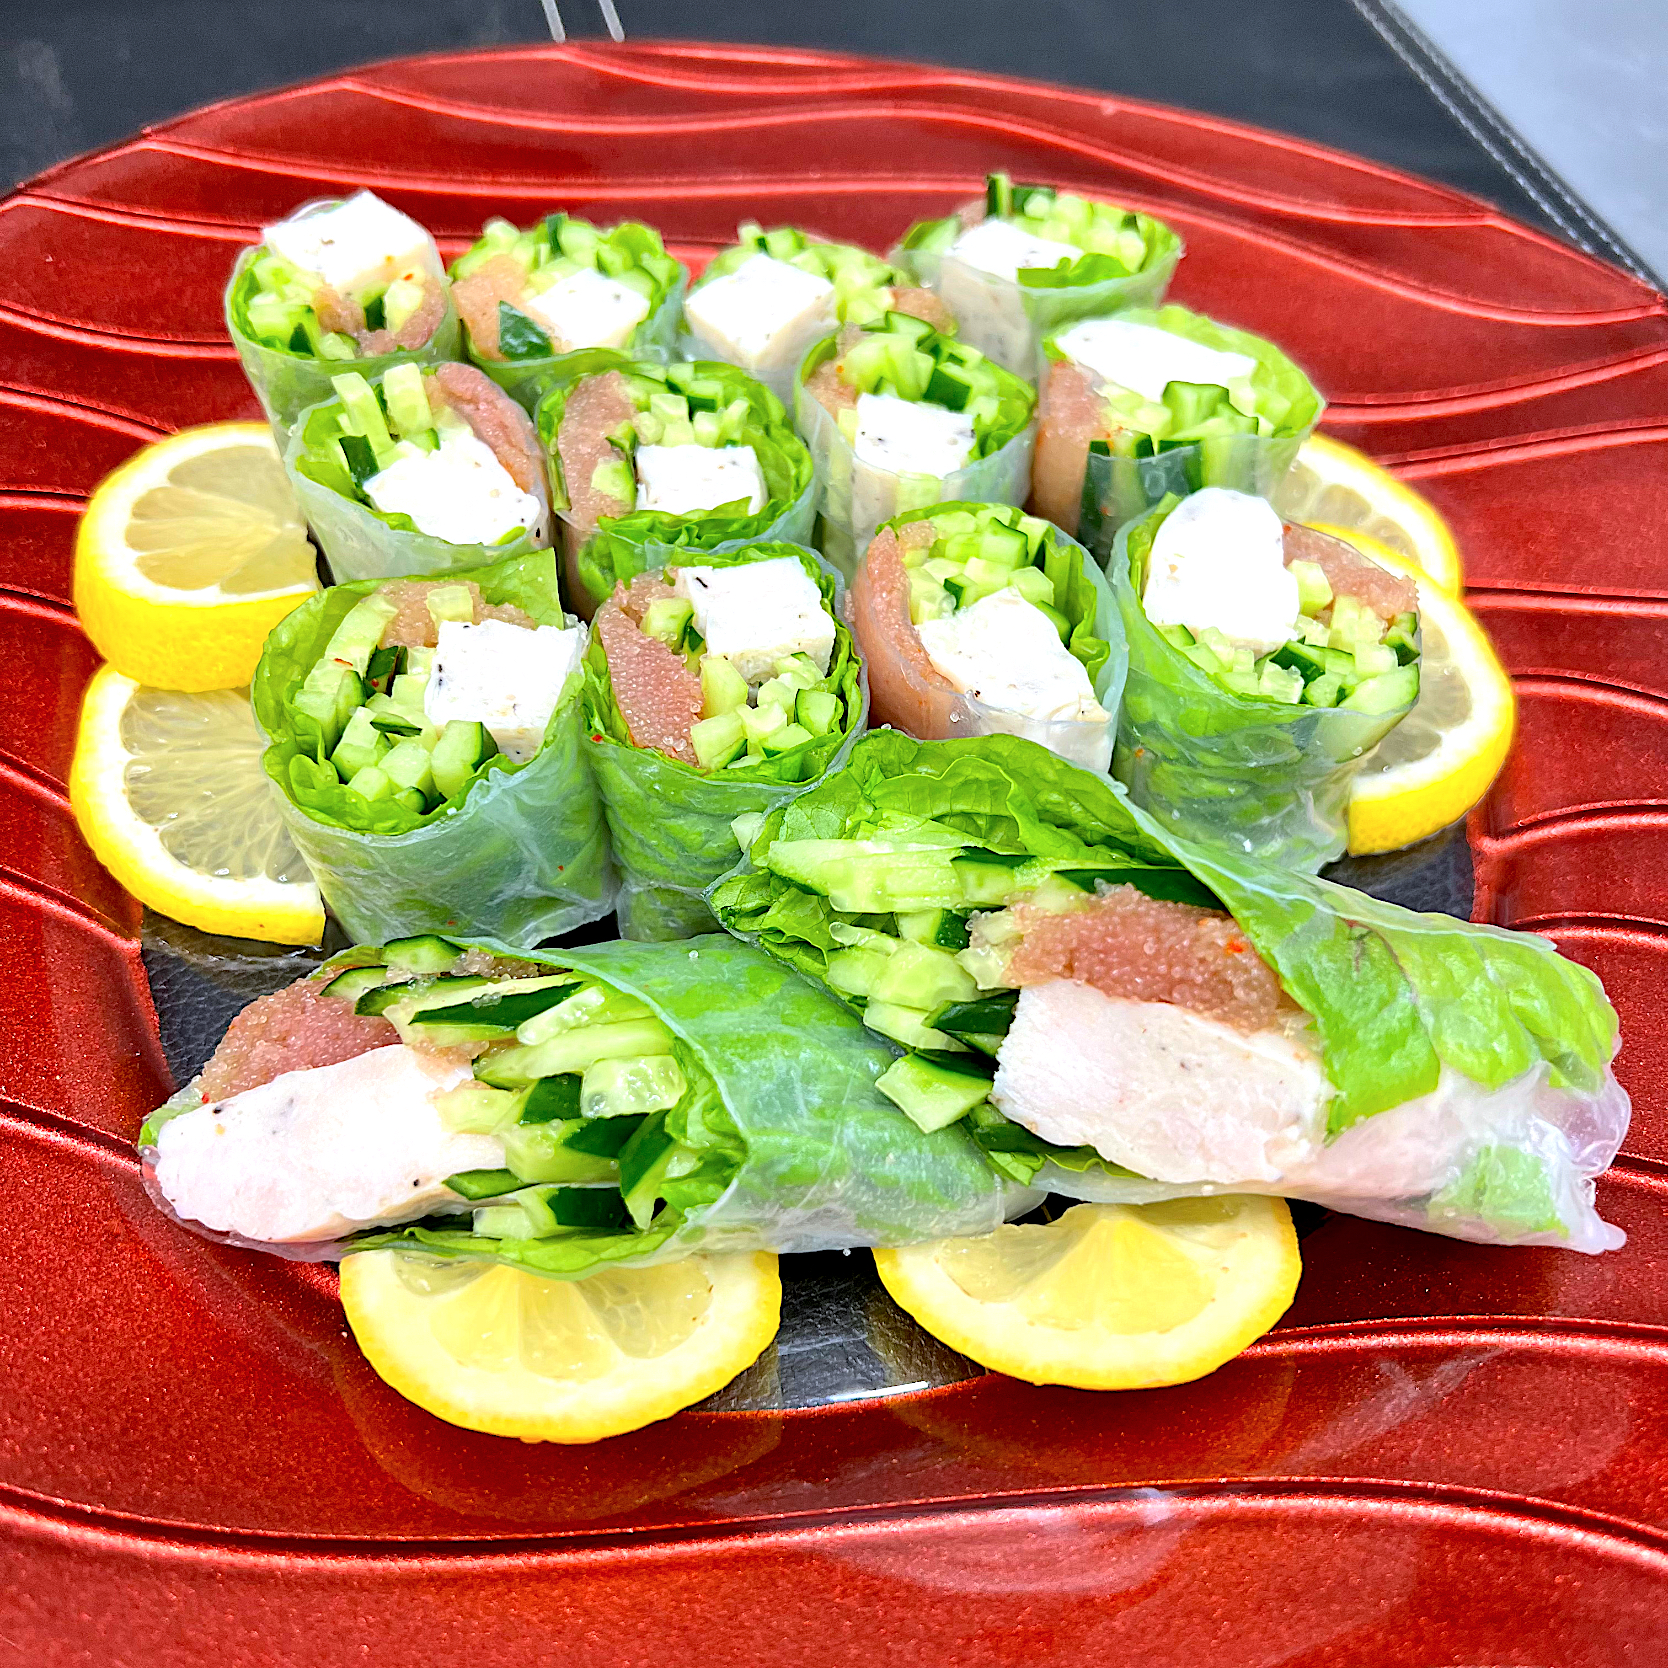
xmin=850 ymin=502 xmax=1124 ymax=772
xmin=1110 ymin=489 xmax=1421 ymax=870
xmin=796 ymin=313 xmax=1036 ymax=580
xmin=1034 ymin=305 xmax=1323 ymax=558
xmin=710 ymin=731 xmax=1629 ymax=1254
xmin=679 ymin=222 xmax=957 ymax=403
xmin=226 ymin=191 xmax=462 ymax=443
xmin=252 ymin=549 xmax=614 ymax=947
xmin=140 ymin=932 xmax=1015 ymax=1275
xmin=896 ymin=173 xmax=1181 ymax=377
xmin=536 ymin=355 xmax=816 ymax=617
xmin=583 ymin=541 xmax=866 ymax=940
xmin=449 ymin=213 xmax=685 ymax=411
xmin=284 ymin=363 xmax=551 ymax=582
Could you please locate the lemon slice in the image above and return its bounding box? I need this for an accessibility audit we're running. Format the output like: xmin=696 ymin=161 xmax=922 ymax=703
xmin=875 ymin=1197 xmax=1299 ymax=1390
xmin=341 ymin=1250 xmax=781 ymax=1442
xmin=1328 ymin=530 xmax=1515 ymax=855
xmin=1274 ymin=432 xmax=1462 ymax=594
xmin=74 ymin=422 xmax=319 ymax=692
xmin=69 ymin=664 xmax=324 ymax=945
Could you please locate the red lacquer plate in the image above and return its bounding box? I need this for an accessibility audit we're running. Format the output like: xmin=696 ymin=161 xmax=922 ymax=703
xmin=3 ymin=41 xmax=1667 ymax=1668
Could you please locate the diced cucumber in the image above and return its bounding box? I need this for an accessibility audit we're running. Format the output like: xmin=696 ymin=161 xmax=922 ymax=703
xmin=755 ymin=676 xmax=798 ymax=713
xmin=691 ymin=409 xmax=721 ymax=447
xmin=1341 ymin=663 xmax=1419 ymax=714
xmin=825 ymin=948 xmax=892 ymax=999
xmin=690 ymin=711 xmax=747 ymax=770
xmin=1328 ymin=594 xmax=1381 ymax=650
xmin=876 ymin=1054 xmax=992 ymax=1133
xmin=331 ymin=372 xmax=398 ymax=469
xmin=381 ymin=737 xmax=436 ymax=800
xmin=500 ymin=1122 xmax=618 ymax=1184
xmin=365 ymin=643 xmax=403 ymax=691
xmin=929 ymin=990 xmax=1020 ymax=1041
xmin=383 ymin=934 xmax=464 ymax=975
xmin=796 ymin=689 xmax=840 ymax=737
xmin=909 ymin=572 xmax=952 ymax=623
xmin=1256 ymin=660 xmax=1304 ymax=704
xmin=1303 ymin=672 xmax=1344 ymax=708
xmin=393 ymin=789 xmax=426 ymax=814
xmin=381 ymin=362 xmax=432 ymax=437
xmin=330 ymin=706 xmax=388 ymax=780
xmin=617 ymin=1116 xmax=692 ymax=1231
xmin=475 ymin=1017 xmax=677 ymax=1087
xmin=581 ymin=1054 xmax=687 ymax=1118
xmin=951 ymin=851 xmax=1029 ymax=908
xmin=295 ymin=661 xmax=363 ymax=753
xmin=765 ymin=840 xmax=964 ymax=913
xmin=700 ymin=654 xmax=750 ymax=718
xmin=871 ymin=940 xmax=979 ymax=1009
xmin=648 ymin=390 xmax=689 ymax=423
xmin=443 ymin=1167 xmax=523 ymax=1201
xmin=641 ymin=597 xmax=693 ymax=646
xmin=346 ymin=764 xmax=394 ymax=802
xmin=1005 ymin=565 xmax=1054 ymax=608
xmin=319 ymin=964 xmax=389 ymax=1003
xmin=760 ymin=722 xmax=813 ymax=757
xmin=389 ymin=671 xmax=431 ymax=724
xmin=515 ymin=982 xmax=650 ymax=1045
xmin=1351 ymin=641 xmax=1399 ymax=679
xmin=591 ymin=458 xmax=635 ymax=502
xmin=897 ymin=908 xmax=971 ymax=951
xmin=474 ymin=1183 xmax=628 ymax=1239
xmin=425 ymin=584 xmax=475 ymax=628
xmin=862 ymin=1001 xmax=968 ymax=1053
xmin=431 ymin=720 xmax=498 ymax=800
xmin=357 ymin=973 xmax=486 ymax=1019
xmin=518 ymin=1073 xmax=583 ymax=1124
xmin=403 ymin=977 xmax=577 ymax=1043
xmin=976 ymin=521 xmax=1030 ymax=569
xmin=323 ymin=593 xmax=398 ymax=675
xmin=434 ymin=1081 xmax=525 ymax=1135
xmin=741 ymin=702 xmax=788 ymax=746
xmin=1289 ymin=559 xmax=1333 ymax=615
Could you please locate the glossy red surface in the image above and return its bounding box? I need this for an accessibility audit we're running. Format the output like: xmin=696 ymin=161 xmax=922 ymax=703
xmin=1 ymin=40 xmax=1665 ymax=1666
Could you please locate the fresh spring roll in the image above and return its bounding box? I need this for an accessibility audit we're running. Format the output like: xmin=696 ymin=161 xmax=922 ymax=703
xmin=284 ymin=362 xmax=550 ymax=582
xmin=710 ymin=731 xmax=1630 ymax=1254
xmin=796 ymin=312 xmax=1037 ymax=581
xmin=536 ymin=354 xmax=816 ymax=617
xmin=1034 ymin=304 xmax=1323 ymax=558
xmin=1110 ymin=488 xmax=1421 ymax=870
xmin=678 ymin=222 xmax=957 ymax=404
xmin=895 ymin=173 xmax=1182 ymax=378
xmin=140 ymin=932 xmax=1017 ymax=1272
xmin=252 ymin=549 xmax=614 ymax=947
xmin=584 ymin=541 xmax=867 ymax=941
xmin=850 ymin=502 xmax=1124 ymax=773
xmin=226 ymin=191 xmax=462 ymax=442
xmin=450 ymin=213 xmax=685 ymax=410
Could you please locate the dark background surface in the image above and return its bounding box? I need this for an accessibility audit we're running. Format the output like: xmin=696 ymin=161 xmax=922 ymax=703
xmin=0 ymin=0 xmax=1570 ymax=241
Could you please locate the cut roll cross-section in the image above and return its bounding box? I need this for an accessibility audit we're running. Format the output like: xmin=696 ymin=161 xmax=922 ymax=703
xmin=341 ymin=1248 xmax=781 ymax=1442
xmin=74 ymin=422 xmax=320 ymax=691
xmin=1274 ymin=432 xmax=1462 ymax=594
xmin=69 ymin=666 xmax=324 ymax=945
xmin=875 ymin=1197 xmax=1299 ymax=1390
xmin=1335 ymin=533 xmax=1515 ymax=855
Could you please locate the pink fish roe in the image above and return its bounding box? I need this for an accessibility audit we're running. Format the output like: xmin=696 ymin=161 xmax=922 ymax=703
xmin=890 ymin=287 xmax=956 ymax=334
xmin=430 ymin=362 xmax=547 ymax=500
xmin=450 ymin=252 xmax=527 ymax=361
xmin=1003 ymin=884 xmax=1292 ymax=1034
xmin=555 ymin=370 xmax=638 ymax=542
xmin=1282 ymin=523 xmax=1417 ymax=622
xmin=1028 ymin=358 xmax=1107 ymax=536
xmin=197 ymin=975 xmax=398 ymax=1102
xmin=849 ymin=524 xmax=957 ymax=739
xmin=595 ymin=580 xmax=703 ymax=765
xmin=377 ymin=580 xmax=537 ymax=650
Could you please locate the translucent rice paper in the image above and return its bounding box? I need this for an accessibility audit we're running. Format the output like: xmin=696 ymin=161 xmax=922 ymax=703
xmin=1106 ymin=509 xmax=1416 ymax=872
xmin=1076 ymin=430 xmax=1312 ymax=565
xmin=142 ymin=936 xmax=1022 ymax=1273
xmin=858 ymin=512 xmax=1126 ymax=775
xmin=895 ymin=241 xmax=1179 ymax=380
xmin=710 ymin=730 xmax=1628 ymax=1254
xmin=469 ymin=276 xmax=686 ymax=414
xmin=584 ymin=543 xmax=868 ymax=941
xmin=252 ymin=552 xmax=616 ymax=947
xmin=283 ymin=416 xmax=548 ymax=584
xmin=795 ymin=386 xmax=1036 ymax=584
xmin=225 ymin=247 xmax=464 ymax=447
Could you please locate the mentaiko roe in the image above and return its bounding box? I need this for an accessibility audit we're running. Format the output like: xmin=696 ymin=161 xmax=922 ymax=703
xmin=197 ymin=976 xmax=397 ymax=1101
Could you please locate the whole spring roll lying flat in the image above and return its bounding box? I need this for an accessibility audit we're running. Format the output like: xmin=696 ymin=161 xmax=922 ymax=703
xmin=285 ymin=363 xmax=551 ymax=582
xmin=895 ymin=173 xmax=1182 ymax=377
xmin=1034 ymin=304 xmax=1323 ymax=559
xmin=710 ymin=730 xmax=1629 ymax=1254
xmin=849 ymin=501 xmax=1125 ymax=773
xmin=796 ymin=312 xmax=1037 ymax=580
xmin=449 ymin=213 xmax=685 ymax=411
xmin=1110 ymin=488 xmax=1422 ymax=870
xmin=583 ymin=540 xmax=867 ymax=940
xmin=252 ymin=549 xmax=615 ymax=947
xmin=679 ymin=222 xmax=956 ymax=403
xmin=141 ymin=933 xmax=1018 ymax=1274
xmin=226 ymin=192 xmax=462 ymax=443
xmin=536 ymin=354 xmax=816 ymax=617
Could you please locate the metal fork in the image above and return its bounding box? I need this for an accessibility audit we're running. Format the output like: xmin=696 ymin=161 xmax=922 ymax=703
xmin=540 ymin=0 xmax=626 ymax=41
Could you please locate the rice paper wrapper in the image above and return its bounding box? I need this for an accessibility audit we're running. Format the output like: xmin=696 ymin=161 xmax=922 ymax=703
xmin=469 ymin=277 xmax=686 ymax=414
xmin=252 ymin=553 xmax=616 ymax=947
xmin=1076 ymin=429 xmax=1312 ymax=565
xmin=283 ymin=419 xmax=548 ymax=584
xmin=895 ymin=242 xmax=1179 ymax=380
xmin=225 ymin=249 xmax=464 ymax=447
xmin=584 ymin=543 xmax=869 ymax=941
xmin=1106 ymin=512 xmax=1413 ymax=872
xmin=796 ymin=385 xmax=1036 ymax=583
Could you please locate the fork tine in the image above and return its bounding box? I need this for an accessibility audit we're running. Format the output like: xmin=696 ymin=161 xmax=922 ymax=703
xmin=597 ymin=0 xmax=625 ymax=39
xmin=540 ymin=0 xmax=566 ymax=42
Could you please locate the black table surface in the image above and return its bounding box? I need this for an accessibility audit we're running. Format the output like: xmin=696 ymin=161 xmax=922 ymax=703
xmin=0 ymin=0 xmax=1588 ymax=249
